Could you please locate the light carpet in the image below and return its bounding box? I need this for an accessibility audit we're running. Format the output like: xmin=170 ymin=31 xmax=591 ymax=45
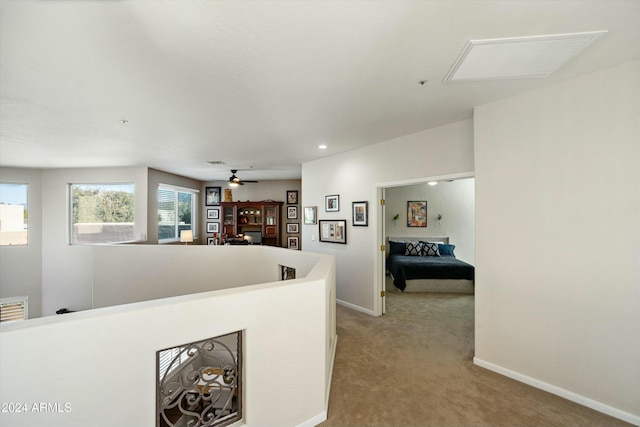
xmin=319 ymin=288 xmax=631 ymax=427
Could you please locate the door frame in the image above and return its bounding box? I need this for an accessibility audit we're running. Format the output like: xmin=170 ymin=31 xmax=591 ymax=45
xmin=373 ymin=172 xmax=474 ymax=316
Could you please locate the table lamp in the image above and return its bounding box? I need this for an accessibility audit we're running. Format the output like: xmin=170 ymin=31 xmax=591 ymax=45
xmin=180 ymin=229 xmax=193 ymax=245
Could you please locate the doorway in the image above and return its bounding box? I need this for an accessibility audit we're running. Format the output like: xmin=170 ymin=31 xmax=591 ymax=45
xmin=374 ymin=172 xmax=475 ymax=316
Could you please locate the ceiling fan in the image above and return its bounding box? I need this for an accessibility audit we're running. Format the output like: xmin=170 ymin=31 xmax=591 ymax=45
xmin=228 ymin=169 xmax=258 ymax=186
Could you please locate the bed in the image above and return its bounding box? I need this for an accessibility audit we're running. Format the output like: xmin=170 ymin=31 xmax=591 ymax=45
xmin=386 ymin=236 xmax=474 ymax=293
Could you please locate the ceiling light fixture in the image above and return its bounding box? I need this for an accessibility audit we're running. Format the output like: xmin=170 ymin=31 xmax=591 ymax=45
xmin=120 ymin=119 xmax=128 ymax=124
xmin=428 ymin=181 xmax=438 ymax=186
xmin=318 ymin=144 xmax=328 ymax=150
xmin=444 ymin=30 xmax=607 ymax=82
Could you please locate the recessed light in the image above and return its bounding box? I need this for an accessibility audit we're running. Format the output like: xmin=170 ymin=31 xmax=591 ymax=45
xmin=120 ymin=119 xmax=128 ymax=124
xmin=318 ymin=144 xmax=328 ymax=150
xmin=428 ymin=181 xmax=438 ymax=186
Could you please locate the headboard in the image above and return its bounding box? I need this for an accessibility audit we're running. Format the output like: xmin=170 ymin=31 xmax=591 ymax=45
xmin=387 ymin=236 xmax=449 ymax=244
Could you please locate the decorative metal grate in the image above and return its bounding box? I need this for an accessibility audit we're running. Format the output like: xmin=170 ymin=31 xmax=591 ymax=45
xmin=157 ymin=331 xmax=242 ymax=427
xmin=280 ymin=265 xmax=296 ymax=280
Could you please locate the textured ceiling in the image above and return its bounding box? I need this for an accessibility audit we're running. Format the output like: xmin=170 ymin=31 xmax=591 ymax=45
xmin=1 ymin=1 xmax=639 ymax=181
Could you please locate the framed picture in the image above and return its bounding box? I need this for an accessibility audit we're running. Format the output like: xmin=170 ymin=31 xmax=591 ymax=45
xmin=287 ymin=223 xmax=299 ymax=233
xmin=205 ymin=187 xmax=221 ymax=206
xmin=325 ymin=194 xmax=339 ymax=212
xmin=207 ymin=237 xmax=214 ymax=245
xmin=352 ymin=201 xmax=368 ymax=226
xmin=287 ymin=236 xmax=299 ymax=250
xmin=407 ymin=201 xmax=427 ymax=227
xmin=287 ymin=206 xmax=298 ymax=219
xmin=206 ymin=222 xmax=220 ymax=233
xmin=319 ymin=219 xmax=347 ymax=244
xmin=207 ymin=208 xmax=219 ymax=220
xmin=287 ymin=190 xmax=298 ymax=204
xmin=303 ymin=206 xmax=317 ymax=225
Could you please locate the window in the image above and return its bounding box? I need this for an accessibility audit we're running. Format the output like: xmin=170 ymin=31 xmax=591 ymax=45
xmin=0 ymin=183 xmax=28 ymax=246
xmin=158 ymin=185 xmax=198 ymax=243
xmin=70 ymin=183 xmax=135 ymax=244
xmin=0 ymin=296 xmax=28 ymax=322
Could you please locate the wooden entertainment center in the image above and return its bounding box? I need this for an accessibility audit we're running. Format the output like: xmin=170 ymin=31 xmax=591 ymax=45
xmin=220 ymin=201 xmax=284 ymax=246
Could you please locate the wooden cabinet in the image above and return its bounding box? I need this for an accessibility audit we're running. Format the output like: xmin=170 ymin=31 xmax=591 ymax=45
xmin=219 ymin=201 xmax=283 ymax=246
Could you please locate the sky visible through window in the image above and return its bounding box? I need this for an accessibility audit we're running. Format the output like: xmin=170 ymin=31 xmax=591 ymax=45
xmin=0 ymin=183 xmax=27 ymax=207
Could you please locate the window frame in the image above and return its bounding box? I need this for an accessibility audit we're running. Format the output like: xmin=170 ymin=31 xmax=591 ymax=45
xmin=69 ymin=182 xmax=136 ymax=245
xmin=157 ymin=184 xmax=199 ymax=244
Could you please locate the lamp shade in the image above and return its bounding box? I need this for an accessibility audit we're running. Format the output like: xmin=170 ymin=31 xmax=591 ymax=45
xmin=180 ymin=229 xmax=193 ymax=243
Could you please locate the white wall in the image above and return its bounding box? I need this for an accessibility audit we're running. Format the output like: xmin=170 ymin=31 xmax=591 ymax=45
xmin=1 ymin=246 xmax=335 ymax=427
xmin=385 ymin=178 xmax=475 ymax=265
xmin=93 ymin=245 xmax=321 ymax=308
xmin=41 ymin=167 xmax=148 ymax=315
xmin=0 ymin=167 xmax=43 ymax=318
xmin=302 ymin=119 xmax=474 ymax=313
xmin=474 ymin=60 xmax=640 ymax=423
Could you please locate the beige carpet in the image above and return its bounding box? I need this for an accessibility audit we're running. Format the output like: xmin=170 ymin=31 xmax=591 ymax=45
xmin=320 ymin=285 xmax=631 ymax=427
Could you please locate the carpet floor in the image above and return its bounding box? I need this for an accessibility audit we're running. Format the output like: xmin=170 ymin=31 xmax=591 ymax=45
xmin=319 ymin=285 xmax=632 ymax=427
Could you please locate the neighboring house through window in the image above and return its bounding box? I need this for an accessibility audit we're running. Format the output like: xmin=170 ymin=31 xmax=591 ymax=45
xmin=0 ymin=182 xmax=28 ymax=246
xmin=158 ymin=185 xmax=198 ymax=243
xmin=70 ymin=183 xmax=135 ymax=244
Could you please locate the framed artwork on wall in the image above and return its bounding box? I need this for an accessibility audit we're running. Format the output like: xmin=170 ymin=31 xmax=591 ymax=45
xmin=287 ymin=190 xmax=298 ymax=204
xmin=352 ymin=201 xmax=368 ymax=227
xmin=207 ymin=208 xmax=219 ymax=220
xmin=325 ymin=194 xmax=339 ymax=212
xmin=287 ymin=223 xmax=299 ymax=233
xmin=407 ymin=201 xmax=427 ymax=227
xmin=303 ymin=206 xmax=317 ymax=225
xmin=287 ymin=206 xmax=298 ymax=219
xmin=319 ymin=219 xmax=347 ymax=244
xmin=205 ymin=187 xmax=221 ymax=206
xmin=206 ymin=222 xmax=220 ymax=233
xmin=288 ymin=236 xmax=299 ymax=250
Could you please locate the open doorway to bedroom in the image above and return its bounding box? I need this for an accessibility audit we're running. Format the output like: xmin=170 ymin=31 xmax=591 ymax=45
xmin=375 ymin=174 xmax=475 ymax=316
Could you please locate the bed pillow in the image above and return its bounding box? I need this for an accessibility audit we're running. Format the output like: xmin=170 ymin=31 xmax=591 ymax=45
xmin=388 ymin=240 xmax=406 ymax=255
xmin=438 ymin=243 xmax=456 ymax=257
xmin=404 ymin=241 xmax=423 ymax=256
xmin=420 ymin=241 xmax=441 ymax=256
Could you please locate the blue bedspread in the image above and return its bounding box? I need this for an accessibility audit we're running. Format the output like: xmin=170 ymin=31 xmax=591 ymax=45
xmin=386 ymin=254 xmax=475 ymax=291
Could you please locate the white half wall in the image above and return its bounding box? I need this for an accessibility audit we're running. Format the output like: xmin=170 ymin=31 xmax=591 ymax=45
xmin=474 ymin=60 xmax=640 ymax=422
xmin=0 ymin=167 xmax=43 ymax=318
xmin=1 ymin=245 xmax=336 ymax=427
xmin=93 ymin=245 xmax=322 ymax=308
xmin=302 ymin=119 xmax=474 ymax=312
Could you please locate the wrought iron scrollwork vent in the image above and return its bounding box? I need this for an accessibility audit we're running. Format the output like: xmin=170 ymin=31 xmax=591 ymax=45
xmin=157 ymin=331 xmax=242 ymax=427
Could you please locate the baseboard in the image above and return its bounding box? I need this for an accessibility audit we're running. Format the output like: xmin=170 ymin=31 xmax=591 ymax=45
xmin=336 ymin=299 xmax=375 ymax=316
xmin=473 ymin=357 xmax=640 ymax=426
xmin=295 ymin=411 xmax=327 ymax=427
